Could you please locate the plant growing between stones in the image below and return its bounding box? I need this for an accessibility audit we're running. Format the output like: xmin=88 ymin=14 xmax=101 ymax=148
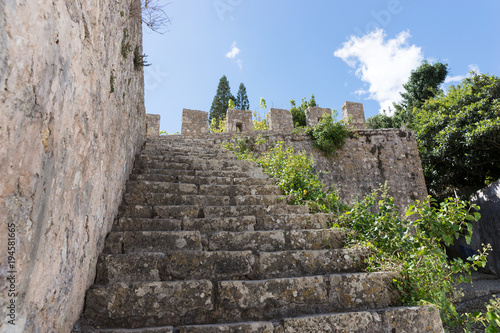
xmin=133 ymin=46 xmax=151 ymax=69
xmin=306 ymin=113 xmax=351 ymax=156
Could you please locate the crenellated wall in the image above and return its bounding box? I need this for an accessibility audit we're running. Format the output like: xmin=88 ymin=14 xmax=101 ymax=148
xmin=0 ymin=1 xmax=145 ymax=332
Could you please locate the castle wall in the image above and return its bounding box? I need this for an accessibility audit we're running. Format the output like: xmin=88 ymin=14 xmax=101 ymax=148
xmin=0 ymin=1 xmax=145 ymax=332
xmin=208 ymin=130 xmax=428 ymax=212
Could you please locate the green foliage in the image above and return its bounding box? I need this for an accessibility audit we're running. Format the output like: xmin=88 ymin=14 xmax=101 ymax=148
xmin=290 ymin=94 xmax=317 ymax=127
xmin=159 ymin=130 xmax=180 ymax=135
xmin=366 ymin=61 xmax=448 ymax=129
xmin=470 ymin=296 xmax=500 ymax=333
xmin=209 ymin=117 xmax=227 ymax=133
xmin=413 ymin=72 xmax=500 ymax=200
xmin=110 ymin=72 xmax=115 ymax=93
xmin=133 ymin=46 xmax=151 ymax=69
xmin=306 ymin=113 xmax=351 ymax=156
xmin=252 ymin=112 xmax=268 ymax=131
xmin=228 ymin=99 xmax=235 ymax=109
xmin=235 ymin=83 xmax=250 ymax=110
xmin=210 ymin=75 xmax=235 ymax=128
xmin=223 ymin=138 xmax=347 ymax=214
xmin=337 ymin=188 xmax=488 ymax=328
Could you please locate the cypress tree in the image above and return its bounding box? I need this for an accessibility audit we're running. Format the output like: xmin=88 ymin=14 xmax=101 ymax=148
xmin=235 ymin=83 xmax=250 ymax=110
xmin=209 ymin=75 xmax=234 ymax=126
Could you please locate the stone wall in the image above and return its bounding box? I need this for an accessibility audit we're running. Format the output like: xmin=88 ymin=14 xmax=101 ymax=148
xmin=205 ymin=130 xmax=428 ymax=212
xmin=0 ymin=1 xmax=145 ymax=332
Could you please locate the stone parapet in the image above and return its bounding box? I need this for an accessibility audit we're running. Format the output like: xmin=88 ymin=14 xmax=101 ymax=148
xmin=267 ymin=108 xmax=294 ymax=132
xmin=146 ymin=114 xmax=161 ymax=136
xmin=226 ymin=109 xmax=253 ymax=133
xmin=305 ymin=107 xmax=332 ymax=127
xmin=342 ymin=101 xmax=366 ymax=129
xmin=181 ymin=109 xmax=209 ymax=136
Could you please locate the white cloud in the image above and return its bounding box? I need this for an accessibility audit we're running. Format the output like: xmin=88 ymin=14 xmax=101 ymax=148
xmin=334 ymin=29 xmax=423 ymax=114
xmin=236 ymin=59 xmax=243 ymax=70
xmin=445 ymin=64 xmax=480 ymax=83
xmin=225 ymin=42 xmax=240 ymax=59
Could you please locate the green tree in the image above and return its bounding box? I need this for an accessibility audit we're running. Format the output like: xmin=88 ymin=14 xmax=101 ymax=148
xmin=290 ymin=94 xmax=317 ymax=127
xmin=235 ymin=83 xmax=250 ymax=110
xmin=367 ymin=61 xmax=448 ymax=129
xmin=413 ymin=72 xmax=500 ymax=200
xmin=209 ymin=75 xmax=235 ymax=127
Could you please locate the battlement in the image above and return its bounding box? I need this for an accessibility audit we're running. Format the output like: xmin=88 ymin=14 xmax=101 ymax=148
xmin=154 ymin=101 xmax=367 ymax=137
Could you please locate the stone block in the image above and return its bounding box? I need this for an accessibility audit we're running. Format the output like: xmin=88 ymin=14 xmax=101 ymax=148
xmin=178 ymin=322 xmax=275 ymax=333
xmin=146 ymin=114 xmax=161 ymax=136
xmin=288 ymin=229 xmax=345 ymax=250
xmin=305 ymin=107 xmax=332 ymax=127
xmin=226 ymin=109 xmax=254 ymax=133
xmin=181 ymin=109 xmax=209 ymax=136
xmin=122 ymin=231 xmax=202 ymax=252
xmin=342 ymin=101 xmax=366 ymax=129
xmin=207 ymin=231 xmax=286 ymax=251
xmin=96 ymin=253 xmax=165 ymax=284
xmin=267 ymin=108 xmax=294 ymax=132
xmin=84 ymin=280 xmax=214 ymax=328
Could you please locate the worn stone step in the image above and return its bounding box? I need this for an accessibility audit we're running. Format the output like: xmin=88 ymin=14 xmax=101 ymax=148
xmin=90 ymin=327 xmax=174 ymax=333
xmin=136 ymin=160 xmax=260 ymax=172
xmin=134 ymin=168 xmax=269 ymax=179
xmin=129 ymin=173 xmax=277 ymax=187
xmin=203 ymin=205 xmax=309 ymax=218
xmin=113 ymin=216 xmax=256 ymax=232
xmin=281 ymin=305 xmax=444 ymax=332
xmin=137 ymin=154 xmax=238 ymax=164
xmin=102 ymin=231 xmax=202 ymax=254
xmin=118 ymin=205 xmax=201 ymax=219
xmin=84 ymin=280 xmax=214 ymax=328
xmin=216 ymin=272 xmax=397 ymax=323
xmin=125 ymin=181 xmax=282 ymax=196
xmin=207 ymin=229 xmax=345 ymax=252
xmin=124 ymin=193 xmax=232 ymax=207
xmin=95 ymin=249 xmax=366 ymax=284
xmin=256 ymin=213 xmax=333 ymax=231
xmin=177 ymin=322 xmax=274 ymax=333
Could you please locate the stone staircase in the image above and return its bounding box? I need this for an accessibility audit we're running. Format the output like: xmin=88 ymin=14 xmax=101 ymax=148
xmin=78 ymin=136 xmax=444 ymax=332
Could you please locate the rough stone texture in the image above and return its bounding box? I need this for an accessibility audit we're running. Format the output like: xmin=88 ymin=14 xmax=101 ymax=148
xmin=342 ymin=101 xmax=366 ymax=129
xmin=450 ymin=180 xmax=500 ymax=276
xmin=226 ymin=109 xmax=253 ymax=133
xmin=178 ymin=322 xmax=275 ymax=333
xmin=282 ymin=305 xmax=444 ymax=332
xmin=305 ymin=107 xmax=332 ymax=127
xmin=146 ymin=114 xmax=161 ymax=136
xmin=84 ymin=280 xmax=214 ymax=328
xmin=181 ymin=109 xmax=208 ymax=137
xmin=0 ymin=1 xmax=145 ymax=332
xmin=208 ymin=130 xmax=428 ymax=212
xmin=267 ymin=108 xmax=294 ymax=132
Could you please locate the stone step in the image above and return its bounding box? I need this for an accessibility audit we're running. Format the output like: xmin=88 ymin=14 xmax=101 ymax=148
xmin=128 ymin=173 xmax=277 ymax=186
xmin=113 ymin=216 xmax=257 ymax=233
xmin=90 ymin=327 xmax=174 ymax=333
xmin=135 ymin=160 xmax=260 ymax=172
xmin=206 ymin=229 xmax=345 ymax=251
xmin=102 ymin=231 xmax=203 ymax=254
xmin=95 ymin=249 xmax=366 ymax=284
xmin=125 ymin=181 xmax=282 ymax=196
xmin=126 ymin=193 xmax=284 ymax=207
xmin=84 ymin=272 xmax=397 ymax=328
xmin=136 ymin=154 xmax=239 ymax=164
xmin=104 ymin=229 xmax=345 ymax=254
xmin=118 ymin=204 xmax=309 ymax=219
xmin=134 ymin=168 xmax=269 ymax=179
xmin=256 ymin=213 xmax=333 ymax=231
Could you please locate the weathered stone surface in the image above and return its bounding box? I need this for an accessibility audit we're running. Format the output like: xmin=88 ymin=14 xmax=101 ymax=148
xmin=217 ymin=276 xmax=329 ymax=322
xmin=305 ymin=107 xmax=332 ymax=127
xmin=103 ymin=232 xmax=125 ymax=254
xmin=288 ymin=229 xmax=345 ymax=250
xmin=92 ymin=327 xmax=174 ymax=333
xmin=146 ymin=114 xmax=161 ymax=137
xmin=123 ymin=231 xmax=202 ymax=253
xmin=208 ymin=231 xmax=286 ymax=251
xmin=267 ymin=108 xmax=294 ymax=132
xmin=257 ymin=249 xmax=366 ymax=278
xmin=342 ymin=101 xmax=366 ymax=129
xmin=257 ymin=214 xmax=331 ymax=231
xmin=203 ymin=205 xmax=309 ymax=218
xmin=159 ymin=251 xmax=254 ymax=281
xmin=282 ymin=306 xmax=444 ymax=332
xmin=182 ymin=216 xmax=256 ymax=233
xmin=96 ymin=253 xmax=165 ymax=284
xmin=154 ymin=205 xmax=201 ymax=219
xmin=115 ymin=218 xmax=182 ymax=232
xmin=329 ymin=272 xmax=398 ymax=310
xmin=227 ymin=109 xmax=253 ymax=133
xmin=0 ymin=1 xmax=145 ymax=331
xmin=85 ymin=281 xmax=213 ymax=328
xmin=207 ymin=130 xmax=428 ymax=212
xmin=181 ymin=109 xmax=209 ymax=137
xmin=178 ymin=322 xmax=275 ymax=333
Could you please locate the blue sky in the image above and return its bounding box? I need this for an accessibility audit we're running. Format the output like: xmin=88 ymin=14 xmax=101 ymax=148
xmin=143 ymin=1 xmax=500 ymax=134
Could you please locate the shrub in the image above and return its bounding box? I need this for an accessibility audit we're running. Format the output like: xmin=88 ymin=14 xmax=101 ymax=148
xmin=306 ymin=113 xmax=351 ymax=155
